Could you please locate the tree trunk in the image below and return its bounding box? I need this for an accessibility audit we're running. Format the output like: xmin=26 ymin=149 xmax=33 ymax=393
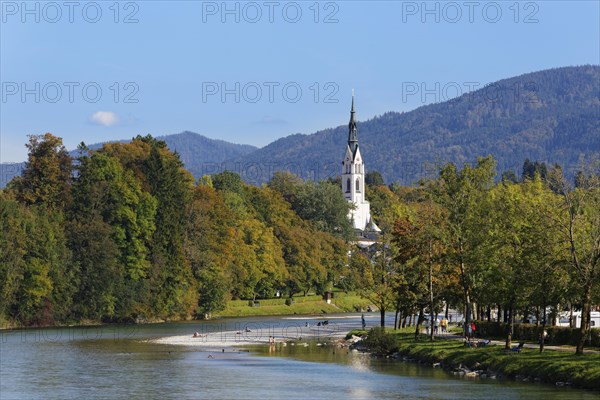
xmin=551 ymin=304 xmax=558 ymax=326
xmin=539 ymin=299 xmax=547 ymax=353
xmin=415 ymin=308 xmax=424 ymax=341
xmin=380 ymin=308 xmax=385 ymax=328
xmin=394 ymin=305 xmax=401 ymax=330
xmin=497 ymin=304 xmax=501 ymax=323
xmin=570 ymin=306 xmax=575 ymax=328
xmin=505 ymin=301 xmax=514 ymax=350
xmin=429 ymin=245 xmax=435 ymax=342
xmin=576 ymin=286 xmax=592 ymax=355
xmin=458 ymin=245 xmax=471 ymax=338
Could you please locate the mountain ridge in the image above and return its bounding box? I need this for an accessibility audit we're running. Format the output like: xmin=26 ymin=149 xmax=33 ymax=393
xmin=0 ymin=131 xmax=257 ymax=188
xmin=2 ymin=65 xmax=598 ymax=187
xmin=225 ymin=65 xmax=599 ymax=184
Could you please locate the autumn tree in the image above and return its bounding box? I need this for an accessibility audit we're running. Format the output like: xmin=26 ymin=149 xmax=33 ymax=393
xmin=9 ymin=133 xmax=72 ymax=210
xmin=393 ymin=200 xmax=447 ymax=341
xmin=0 ymin=192 xmax=73 ymax=325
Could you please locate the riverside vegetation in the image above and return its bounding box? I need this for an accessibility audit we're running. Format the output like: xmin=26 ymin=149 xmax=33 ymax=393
xmin=355 ymin=328 xmax=600 ymax=390
xmin=1 ymin=133 xmax=598 ymax=358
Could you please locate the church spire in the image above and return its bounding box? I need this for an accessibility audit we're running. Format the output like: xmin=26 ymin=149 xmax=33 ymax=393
xmin=348 ymin=92 xmax=358 ymax=154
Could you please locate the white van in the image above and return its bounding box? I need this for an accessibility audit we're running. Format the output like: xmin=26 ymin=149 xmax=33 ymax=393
xmin=557 ymin=311 xmax=600 ymax=328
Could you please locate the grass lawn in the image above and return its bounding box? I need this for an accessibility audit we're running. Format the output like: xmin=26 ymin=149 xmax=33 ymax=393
xmin=214 ymin=291 xmax=370 ymax=318
xmin=383 ymin=331 xmax=600 ymax=390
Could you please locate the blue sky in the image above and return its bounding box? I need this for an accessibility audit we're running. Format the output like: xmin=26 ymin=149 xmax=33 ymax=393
xmin=1 ymin=1 xmax=599 ymax=162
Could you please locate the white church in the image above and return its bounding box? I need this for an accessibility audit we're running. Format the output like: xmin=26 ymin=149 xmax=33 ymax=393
xmin=341 ymin=96 xmax=380 ymax=239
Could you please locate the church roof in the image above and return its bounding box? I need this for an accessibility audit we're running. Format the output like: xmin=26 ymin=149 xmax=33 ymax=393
xmin=348 ymin=94 xmax=358 ymax=156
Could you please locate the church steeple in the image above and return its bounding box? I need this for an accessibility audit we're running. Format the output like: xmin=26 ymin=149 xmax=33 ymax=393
xmin=348 ymin=93 xmax=358 ymax=154
xmin=341 ymin=95 xmax=381 ymax=236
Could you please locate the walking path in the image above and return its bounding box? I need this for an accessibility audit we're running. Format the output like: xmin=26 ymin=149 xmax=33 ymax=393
xmin=429 ymin=331 xmax=600 ymax=354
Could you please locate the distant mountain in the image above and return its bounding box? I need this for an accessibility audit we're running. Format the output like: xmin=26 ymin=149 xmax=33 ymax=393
xmin=226 ymin=65 xmax=600 ymax=184
xmin=3 ymin=66 xmax=598 ymax=188
xmin=0 ymin=131 xmax=257 ymax=188
xmin=156 ymin=131 xmax=257 ymax=179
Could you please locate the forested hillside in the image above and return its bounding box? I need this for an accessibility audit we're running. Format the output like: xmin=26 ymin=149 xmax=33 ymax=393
xmin=0 ymin=131 xmax=256 ymax=188
xmin=0 ymin=134 xmax=350 ymax=325
xmin=3 ymin=66 xmax=597 ymax=187
xmin=1 ymin=133 xmax=598 ymax=356
xmin=230 ymin=65 xmax=600 ymax=184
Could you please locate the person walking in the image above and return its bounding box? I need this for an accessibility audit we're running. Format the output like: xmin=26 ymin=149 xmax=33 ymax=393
xmin=441 ymin=317 xmax=448 ymax=334
xmin=361 ymin=313 xmax=366 ymax=330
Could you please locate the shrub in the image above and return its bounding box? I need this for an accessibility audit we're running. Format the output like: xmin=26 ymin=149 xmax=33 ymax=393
xmin=285 ymin=298 xmax=294 ymax=306
xmin=473 ymin=320 xmax=600 ymax=347
xmin=363 ymin=327 xmax=398 ymax=355
xmin=345 ymin=329 xmax=368 ymax=340
xmin=474 ymin=320 xmax=506 ymax=337
xmin=591 ymin=328 xmax=600 ymax=347
xmin=547 ymin=326 xmax=580 ymax=346
xmin=513 ymin=323 xmax=539 ymax=342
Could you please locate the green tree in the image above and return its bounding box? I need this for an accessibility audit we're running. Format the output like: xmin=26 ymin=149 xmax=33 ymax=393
xmin=0 ymin=192 xmax=27 ymax=322
xmin=549 ymin=165 xmax=600 ymax=354
xmin=365 ymin=171 xmax=385 ymax=186
xmin=269 ymin=173 xmax=353 ymax=240
xmin=393 ymin=200 xmax=447 ymax=341
xmin=212 ymin=170 xmax=244 ymax=193
xmin=0 ymin=193 xmax=73 ymax=325
xmin=185 ymin=185 xmax=232 ymax=318
xmin=142 ymin=142 xmax=197 ymax=318
xmin=70 ymin=152 xmax=157 ymax=319
xmin=358 ymin=234 xmax=397 ymax=327
xmin=8 ymin=133 xmax=72 ymax=210
xmin=67 ymin=214 xmax=119 ymax=320
xmin=427 ymin=156 xmax=496 ymax=335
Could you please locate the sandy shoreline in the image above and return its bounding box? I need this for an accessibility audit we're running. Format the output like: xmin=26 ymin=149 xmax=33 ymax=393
xmin=149 ymin=325 xmax=348 ymax=349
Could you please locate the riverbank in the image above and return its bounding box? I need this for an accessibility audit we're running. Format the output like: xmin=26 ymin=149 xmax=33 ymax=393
xmin=214 ymin=292 xmax=370 ymax=318
xmin=150 ymin=315 xmax=360 ymax=349
xmin=0 ymin=292 xmax=371 ymax=330
xmin=356 ymin=330 xmax=600 ymax=390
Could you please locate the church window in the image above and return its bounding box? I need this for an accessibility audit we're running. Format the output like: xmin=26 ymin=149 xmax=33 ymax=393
xmin=356 ymin=178 xmax=360 ymax=192
xmin=346 ymin=178 xmax=351 ymax=193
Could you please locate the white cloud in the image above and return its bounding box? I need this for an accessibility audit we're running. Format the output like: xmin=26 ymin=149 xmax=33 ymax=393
xmin=89 ymin=111 xmax=120 ymax=127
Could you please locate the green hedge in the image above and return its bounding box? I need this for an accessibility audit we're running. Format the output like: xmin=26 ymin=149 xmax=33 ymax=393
xmin=591 ymin=327 xmax=600 ymax=347
xmin=474 ymin=320 xmax=600 ymax=347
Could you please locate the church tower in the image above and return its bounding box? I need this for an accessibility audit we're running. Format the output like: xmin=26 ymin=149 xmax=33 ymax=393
xmin=341 ymin=95 xmax=378 ymax=233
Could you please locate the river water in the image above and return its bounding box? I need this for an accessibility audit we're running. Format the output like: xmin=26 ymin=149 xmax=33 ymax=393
xmin=1 ymin=314 xmax=598 ymax=399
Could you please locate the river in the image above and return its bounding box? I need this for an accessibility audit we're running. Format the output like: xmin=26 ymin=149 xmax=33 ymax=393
xmin=1 ymin=314 xmax=598 ymax=399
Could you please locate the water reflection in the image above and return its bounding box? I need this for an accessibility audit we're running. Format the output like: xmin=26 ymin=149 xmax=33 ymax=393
xmin=1 ymin=318 xmax=599 ymax=400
